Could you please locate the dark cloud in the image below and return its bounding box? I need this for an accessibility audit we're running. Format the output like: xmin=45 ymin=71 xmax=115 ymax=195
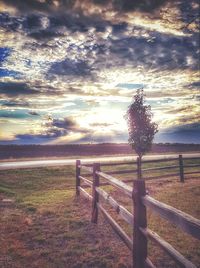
xmin=188 ymin=81 xmax=200 ymax=88
xmin=171 ymin=123 xmax=200 ymax=133
xmin=2 ymin=0 xmax=199 ymax=31
xmin=1 ymin=0 xmax=168 ymax=14
xmin=41 ymin=24 xmax=200 ymax=79
xmin=1 ymin=100 xmax=30 ymax=107
xmin=24 ymin=15 xmax=65 ymax=40
xmin=14 ymin=119 xmax=75 ymax=141
xmin=43 ymin=117 xmax=84 ymax=138
xmin=1 ymin=0 xmax=199 ymax=37
xmin=0 ymin=82 xmax=39 ymax=96
xmin=14 ymin=133 xmax=55 ymax=143
xmin=1 ymin=0 xmax=75 ymax=14
xmin=13 ymin=117 xmax=82 ymax=142
xmin=155 ymin=123 xmax=200 ymax=143
xmin=0 ymin=1 xmax=199 ymax=146
xmin=108 ymin=31 xmax=200 ymax=71
xmin=41 ymin=128 xmax=66 ymax=138
xmin=46 ymin=118 xmax=77 ymax=130
xmin=112 ymin=22 xmax=128 ymax=34
xmin=194 ymin=95 xmax=200 ymax=102
xmin=29 ymin=111 xmax=40 ymax=116
xmin=0 ymin=12 xmax=24 ymax=32
xmin=0 ymin=47 xmax=11 ymax=65
xmin=48 ymin=117 xmax=89 ymax=133
xmin=110 ymin=0 xmax=167 ymax=12
xmin=1 ymin=3 xmax=199 ymax=73
xmin=0 ymin=13 xmax=63 ymax=40
xmin=22 ymin=13 xmax=45 ymax=31
xmin=29 ymin=29 xmax=64 ymax=40
xmin=0 ymin=11 xmax=109 ymax=41
xmin=48 ymin=59 xmax=92 ymax=77
xmin=0 ymin=81 xmax=65 ymax=97
xmin=178 ymin=0 xmax=199 ymax=32
xmin=49 ymin=14 xmax=107 ymax=33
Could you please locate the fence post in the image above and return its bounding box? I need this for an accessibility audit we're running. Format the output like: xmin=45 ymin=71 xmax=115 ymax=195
xmin=133 ymin=180 xmax=147 ymax=268
xmin=179 ymin=155 xmax=184 ymax=183
xmin=137 ymin=156 xmax=142 ymax=179
xmin=76 ymin=160 xmax=81 ymax=196
xmin=91 ymin=163 xmax=100 ymax=223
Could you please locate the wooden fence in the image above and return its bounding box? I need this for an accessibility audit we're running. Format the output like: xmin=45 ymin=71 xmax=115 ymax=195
xmin=75 ymin=155 xmax=200 ymax=268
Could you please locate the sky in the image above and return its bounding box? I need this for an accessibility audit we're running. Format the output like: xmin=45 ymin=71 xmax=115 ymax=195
xmin=0 ymin=0 xmax=199 ymax=145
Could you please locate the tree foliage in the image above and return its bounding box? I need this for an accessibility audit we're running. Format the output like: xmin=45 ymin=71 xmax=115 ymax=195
xmin=125 ymin=89 xmax=158 ymax=158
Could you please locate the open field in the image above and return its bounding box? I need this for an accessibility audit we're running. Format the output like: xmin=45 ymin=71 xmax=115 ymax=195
xmin=0 ymin=143 xmax=200 ymax=160
xmin=0 ymin=161 xmax=200 ymax=268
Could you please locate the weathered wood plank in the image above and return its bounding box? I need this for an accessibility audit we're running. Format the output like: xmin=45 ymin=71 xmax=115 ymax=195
xmin=79 ymin=186 xmax=92 ymax=201
xmin=98 ymin=203 xmax=133 ymax=250
xmin=184 ymin=164 xmax=200 ymax=168
xmin=79 ymin=176 xmax=92 ymax=187
xmin=98 ymin=179 xmax=135 ymax=187
xmin=91 ymin=163 xmax=100 ymax=223
xmin=100 ymin=179 xmax=136 ymax=186
xmin=91 ymin=179 xmax=134 ymax=187
xmin=183 ymin=156 xmax=200 ymax=161
xmin=133 ymin=180 xmax=147 ymax=268
xmin=96 ymin=187 xmax=133 ymax=225
xmin=96 ymin=171 xmax=132 ymax=198
xmin=141 ymin=228 xmax=196 ymax=268
xmin=76 ymin=160 xmax=81 ymax=196
xmin=179 ymin=155 xmax=184 ymax=183
xmin=184 ymin=171 xmax=200 ymax=175
xmin=145 ymin=258 xmax=156 ymax=268
xmin=142 ymin=196 xmax=200 ymax=240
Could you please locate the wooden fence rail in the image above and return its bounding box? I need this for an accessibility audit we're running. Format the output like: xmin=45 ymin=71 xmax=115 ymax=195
xmin=75 ymin=155 xmax=200 ymax=267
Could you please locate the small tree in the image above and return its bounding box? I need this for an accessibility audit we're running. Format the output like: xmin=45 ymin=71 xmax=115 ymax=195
xmin=125 ymin=89 xmax=158 ymax=177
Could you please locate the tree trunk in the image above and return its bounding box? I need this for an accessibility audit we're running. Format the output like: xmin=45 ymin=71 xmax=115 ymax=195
xmin=137 ymin=155 xmax=142 ymax=180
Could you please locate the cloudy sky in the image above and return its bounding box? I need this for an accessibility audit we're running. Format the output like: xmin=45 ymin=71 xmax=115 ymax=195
xmin=0 ymin=0 xmax=199 ymax=144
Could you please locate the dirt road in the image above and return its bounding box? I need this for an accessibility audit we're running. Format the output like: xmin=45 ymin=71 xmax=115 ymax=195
xmin=0 ymin=153 xmax=200 ymax=170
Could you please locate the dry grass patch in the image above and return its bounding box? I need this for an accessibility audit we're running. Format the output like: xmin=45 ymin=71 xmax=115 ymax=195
xmin=0 ymin=164 xmax=199 ymax=267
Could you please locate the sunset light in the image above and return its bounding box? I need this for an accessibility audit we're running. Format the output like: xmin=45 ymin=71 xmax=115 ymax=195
xmin=0 ymin=1 xmax=199 ymax=144
xmin=0 ymin=2 xmax=200 ymax=268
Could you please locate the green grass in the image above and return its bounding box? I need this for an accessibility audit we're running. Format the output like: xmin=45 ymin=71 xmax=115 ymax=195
xmin=0 ymin=185 xmax=15 ymax=195
xmin=0 ymin=162 xmax=199 ymax=268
